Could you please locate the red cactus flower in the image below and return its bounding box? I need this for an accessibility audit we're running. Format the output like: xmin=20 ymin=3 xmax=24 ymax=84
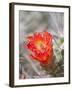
xmin=26 ymin=31 xmax=53 ymax=64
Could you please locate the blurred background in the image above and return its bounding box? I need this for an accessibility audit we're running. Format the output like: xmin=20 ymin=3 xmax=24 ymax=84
xmin=19 ymin=10 xmax=64 ymax=79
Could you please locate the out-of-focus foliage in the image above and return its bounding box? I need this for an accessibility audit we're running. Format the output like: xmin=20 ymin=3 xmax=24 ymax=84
xmin=19 ymin=11 xmax=64 ymax=79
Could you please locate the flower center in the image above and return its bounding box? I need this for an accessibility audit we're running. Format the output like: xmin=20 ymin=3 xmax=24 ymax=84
xmin=36 ymin=41 xmax=45 ymax=50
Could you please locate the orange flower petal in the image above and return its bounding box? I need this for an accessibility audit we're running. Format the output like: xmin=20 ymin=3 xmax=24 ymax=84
xmin=26 ymin=31 xmax=53 ymax=64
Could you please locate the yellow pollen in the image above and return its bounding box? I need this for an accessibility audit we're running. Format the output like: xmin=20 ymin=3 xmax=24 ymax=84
xmin=36 ymin=41 xmax=44 ymax=50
